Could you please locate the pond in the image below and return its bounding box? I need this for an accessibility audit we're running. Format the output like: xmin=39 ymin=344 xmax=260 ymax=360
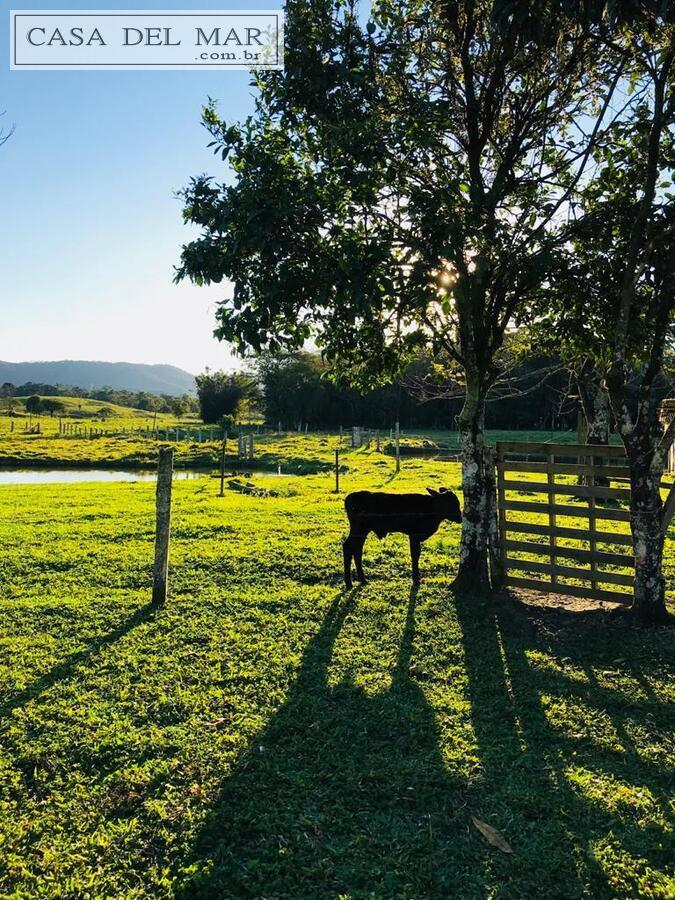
xmin=0 ymin=469 xmax=290 ymax=485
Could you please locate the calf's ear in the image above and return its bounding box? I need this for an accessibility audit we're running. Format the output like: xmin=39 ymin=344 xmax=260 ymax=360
xmin=426 ymin=487 xmax=439 ymax=496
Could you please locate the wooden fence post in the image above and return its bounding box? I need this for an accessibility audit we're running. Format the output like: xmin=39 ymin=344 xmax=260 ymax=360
xmin=547 ymin=449 xmax=558 ymax=587
xmin=152 ymin=447 xmax=174 ymax=604
xmin=334 ymin=448 xmax=340 ymax=493
xmin=219 ymin=437 xmax=226 ymax=497
xmin=485 ymin=448 xmax=504 ymax=589
xmin=395 ymin=421 xmax=400 ymax=473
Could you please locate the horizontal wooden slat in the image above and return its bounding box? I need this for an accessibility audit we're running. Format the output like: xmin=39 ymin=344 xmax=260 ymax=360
xmin=611 ymin=477 xmax=674 ymax=489
xmin=505 ymin=557 xmax=634 ymax=586
xmin=496 ymin=460 xmax=631 ymax=478
xmin=504 ymin=539 xmax=634 ymax=568
xmin=498 ymin=478 xmax=631 ymax=501
xmin=501 ymin=499 xmax=631 ymax=522
xmin=505 ymin=576 xmax=632 ymax=604
xmin=505 ymin=520 xmax=633 ymax=546
xmin=496 ymin=441 xmax=626 ymax=457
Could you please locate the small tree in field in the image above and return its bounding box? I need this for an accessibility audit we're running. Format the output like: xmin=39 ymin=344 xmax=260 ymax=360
xmin=195 ymin=370 xmax=257 ymax=425
xmin=255 ymin=352 xmax=327 ymax=430
xmin=1 ymin=383 xmax=15 ymax=417
xmin=25 ymin=395 xmax=43 ymax=415
xmin=177 ymin=0 xmax=621 ymax=590
xmin=41 ymin=399 xmax=65 ymax=418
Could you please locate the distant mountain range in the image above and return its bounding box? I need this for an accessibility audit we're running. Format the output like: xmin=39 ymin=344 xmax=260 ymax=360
xmin=0 ymin=360 xmax=196 ymax=395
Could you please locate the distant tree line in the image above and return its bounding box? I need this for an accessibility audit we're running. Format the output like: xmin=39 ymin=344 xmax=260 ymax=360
xmin=0 ymin=382 xmax=199 ymax=416
xmin=197 ymin=352 xmax=655 ymax=433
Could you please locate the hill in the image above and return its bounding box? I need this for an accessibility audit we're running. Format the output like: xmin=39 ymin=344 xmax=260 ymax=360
xmin=0 ymin=360 xmax=195 ymax=395
xmin=8 ymin=396 xmax=171 ymax=421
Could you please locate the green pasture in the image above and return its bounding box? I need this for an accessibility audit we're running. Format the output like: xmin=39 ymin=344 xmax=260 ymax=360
xmin=1 ymin=410 xmax=589 ymax=470
xmin=0 ymin=396 xmax=180 ymax=428
xmin=0 ymin=445 xmax=673 ymax=898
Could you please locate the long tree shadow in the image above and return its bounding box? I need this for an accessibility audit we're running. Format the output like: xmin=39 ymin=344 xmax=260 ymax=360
xmin=176 ymin=589 xmax=481 ymax=899
xmin=454 ymin=590 xmax=674 ymax=899
xmin=0 ymin=600 xmax=159 ymax=719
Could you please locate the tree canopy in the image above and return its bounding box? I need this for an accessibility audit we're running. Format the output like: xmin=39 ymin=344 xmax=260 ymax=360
xmin=195 ymin=370 xmax=259 ymax=425
xmin=177 ymin=0 xmax=627 ymax=587
xmin=177 ymin=0 xmax=674 ymax=615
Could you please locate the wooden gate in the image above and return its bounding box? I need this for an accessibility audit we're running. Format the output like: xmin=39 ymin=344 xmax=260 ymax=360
xmin=495 ymin=442 xmax=636 ymax=603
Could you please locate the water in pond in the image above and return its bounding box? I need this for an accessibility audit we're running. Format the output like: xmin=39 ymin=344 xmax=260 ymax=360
xmin=0 ymin=470 xmax=207 ymax=485
xmin=0 ymin=470 xmax=290 ymax=485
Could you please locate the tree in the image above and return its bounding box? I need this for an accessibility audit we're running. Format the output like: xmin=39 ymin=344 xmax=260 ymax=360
xmin=575 ymin=362 xmax=611 ymax=448
xmin=135 ymin=392 xmax=164 ymax=413
xmin=1 ymin=382 xmax=15 ymax=417
xmin=177 ymin=0 xmax=620 ymax=590
xmin=25 ymin=395 xmax=43 ymax=415
xmin=195 ymin=370 xmax=257 ymax=424
xmin=492 ymin=0 xmax=674 ymax=33
xmin=166 ymin=395 xmax=195 ymax=417
xmin=41 ymin=398 xmax=65 ymax=418
xmin=256 ymin=353 xmax=322 ymax=429
xmin=530 ymin=21 xmax=675 ymax=622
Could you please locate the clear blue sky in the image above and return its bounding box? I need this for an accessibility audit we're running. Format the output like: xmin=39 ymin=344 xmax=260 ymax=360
xmin=1 ymin=0 xmax=282 ymax=374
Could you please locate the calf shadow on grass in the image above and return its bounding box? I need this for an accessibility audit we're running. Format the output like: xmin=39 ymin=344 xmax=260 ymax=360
xmin=176 ymin=589 xmax=477 ymax=899
xmin=454 ymin=591 xmax=674 ymax=899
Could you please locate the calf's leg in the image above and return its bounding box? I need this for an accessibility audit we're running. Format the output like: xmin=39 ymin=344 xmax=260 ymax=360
xmin=409 ymin=535 xmax=421 ymax=585
xmin=343 ymin=533 xmax=355 ymax=588
xmin=354 ymin=533 xmax=368 ymax=583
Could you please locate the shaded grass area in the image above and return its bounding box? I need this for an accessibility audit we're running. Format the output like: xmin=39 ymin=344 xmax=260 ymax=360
xmin=0 ymin=459 xmax=673 ymax=898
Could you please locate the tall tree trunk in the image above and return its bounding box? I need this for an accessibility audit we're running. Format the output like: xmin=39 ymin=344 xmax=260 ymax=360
xmin=576 ymin=361 xmax=610 ymax=487
xmin=454 ymin=383 xmax=491 ymax=592
xmin=625 ymin=446 xmax=668 ymax=624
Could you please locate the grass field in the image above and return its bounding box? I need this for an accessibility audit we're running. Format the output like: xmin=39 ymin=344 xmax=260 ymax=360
xmin=0 ymin=411 xmax=589 ymax=470
xmin=0 ymin=443 xmax=673 ymax=898
xmin=0 ymin=397 xmax=181 ymax=428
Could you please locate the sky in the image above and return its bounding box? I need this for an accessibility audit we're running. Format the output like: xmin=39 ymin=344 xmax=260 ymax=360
xmin=0 ymin=0 xmax=283 ymax=374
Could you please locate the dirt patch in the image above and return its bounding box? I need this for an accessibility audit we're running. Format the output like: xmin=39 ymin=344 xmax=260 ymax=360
xmin=506 ymin=587 xmax=626 ymax=615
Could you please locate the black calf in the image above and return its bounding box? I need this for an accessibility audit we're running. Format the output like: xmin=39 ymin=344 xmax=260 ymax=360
xmin=343 ymin=488 xmax=462 ymax=587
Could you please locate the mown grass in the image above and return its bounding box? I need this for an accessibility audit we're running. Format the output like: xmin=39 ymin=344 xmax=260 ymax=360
xmin=0 ymin=449 xmax=673 ymax=898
